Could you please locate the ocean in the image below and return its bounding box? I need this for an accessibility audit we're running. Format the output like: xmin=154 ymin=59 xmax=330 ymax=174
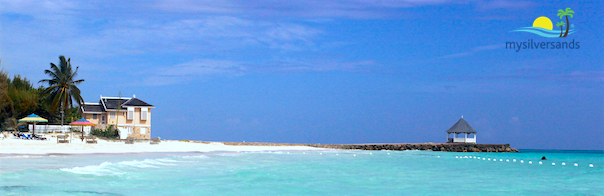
xmin=1 ymin=149 xmax=602 ymax=195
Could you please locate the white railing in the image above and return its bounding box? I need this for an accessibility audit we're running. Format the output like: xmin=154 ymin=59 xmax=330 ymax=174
xmin=452 ymin=137 xmax=476 ymax=143
xmin=28 ymin=125 xmax=92 ymax=135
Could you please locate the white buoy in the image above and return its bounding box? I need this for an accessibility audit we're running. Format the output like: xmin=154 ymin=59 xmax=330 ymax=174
xmin=474 ymin=156 xmax=477 ymax=159
xmin=539 ymin=161 xmax=542 ymax=165
xmin=520 ymin=160 xmax=524 ymax=163
xmin=370 ymin=152 xmax=372 ymax=155
xmin=513 ymin=159 xmax=516 ymax=162
xmin=353 ymin=154 xmax=356 ymax=156
xmin=574 ymin=163 xmax=578 ymax=166
xmin=529 ymin=161 xmax=532 ymax=164
xmin=387 ymin=153 xmax=390 ymax=155
xmin=506 ymin=159 xmax=509 ymax=162
xmin=493 ymin=159 xmax=497 ymax=162
xmin=552 ymin=163 xmax=555 ymax=166
xmin=437 ymin=156 xmax=440 ymax=158
xmin=500 ymin=159 xmax=503 ymax=162
xmin=477 ymin=157 xmax=481 ymax=159
xmin=562 ymin=162 xmax=566 ymax=166
xmin=483 ymin=158 xmax=486 ymax=160
xmin=320 ymin=153 xmax=323 ymax=155
xmin=456 ymin=156 xmax=459 ymax=158
xmin=287 ymin=152 xmax=290 ymax=154
xmin=589 ymin=164 xmax=594 ymax=167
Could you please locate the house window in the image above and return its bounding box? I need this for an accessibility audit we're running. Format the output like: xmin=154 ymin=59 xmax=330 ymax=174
xmin=110 ymin=112 xmax=116 ymax=119
xmin=141 ymin=108 xmax=148 ymax=120
xmin=140 ymin=127 xmax=147 ymax=135
xmin=92 ymin=114 xmax=98 ymax=120
xmin=128 ymin=127 xmax=133 ymax=134
xmin=127 ymin=107 xmax=134 ymax=120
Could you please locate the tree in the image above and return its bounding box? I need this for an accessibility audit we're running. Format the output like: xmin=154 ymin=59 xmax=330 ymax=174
xmin=557 ymin=8 xmax=574 ymax=38
xmin=7 ymin=75 xmax=39 ymax=118
xmin=0 ymin=62 xmax=11 ymax=127
xmin=5 ymin=117 xmax=26 ymax=133
xmin=39 ymin=56 xmax=85 ymax=116
xmin=556 ymin=22 xmax=565 ymax=37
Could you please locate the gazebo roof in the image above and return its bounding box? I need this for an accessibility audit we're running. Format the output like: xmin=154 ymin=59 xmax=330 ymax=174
xmin=446 ymin=118 xmax=476 ymax=133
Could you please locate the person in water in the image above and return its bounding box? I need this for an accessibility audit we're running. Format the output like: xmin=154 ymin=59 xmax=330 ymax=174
xmin=541 ymin=156 xmax=547 ymax=160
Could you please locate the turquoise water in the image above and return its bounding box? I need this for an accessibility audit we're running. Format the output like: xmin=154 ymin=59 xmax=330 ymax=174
xmin=1 ymin=150 xmax=602 ymax=195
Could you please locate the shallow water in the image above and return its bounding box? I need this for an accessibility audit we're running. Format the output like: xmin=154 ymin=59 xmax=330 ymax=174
xmin=1 ymin=150 xmax=602 ymax=195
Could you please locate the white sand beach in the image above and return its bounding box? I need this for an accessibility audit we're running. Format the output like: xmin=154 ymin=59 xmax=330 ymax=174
xmin=0 ymin=135 xmax=322 ymax=155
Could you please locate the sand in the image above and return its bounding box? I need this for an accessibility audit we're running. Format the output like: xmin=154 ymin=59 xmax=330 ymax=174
xmin=0 ymin=135 xmax=323 ymax=155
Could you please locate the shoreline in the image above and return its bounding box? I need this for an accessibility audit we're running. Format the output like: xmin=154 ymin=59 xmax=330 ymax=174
xmin=1 ymin=137 xmax=518 ymax=156
xmin=0 ymin=138 xmax=326 ymax=156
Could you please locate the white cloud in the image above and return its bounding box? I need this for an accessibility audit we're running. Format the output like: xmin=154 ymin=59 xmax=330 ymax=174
xmin=440 ymin=44 xmax=504 ymax=58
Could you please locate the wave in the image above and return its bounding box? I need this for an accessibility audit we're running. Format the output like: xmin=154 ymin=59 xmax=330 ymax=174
xmin=511 ymin=27 xmax=576 ymax=38
xmin=179 ymin=155 xmax=209 ymax=159
xmin=60 ymin=162 xmax=125 ymax=176
xmin=60 ymin=158 xmax=183 ymax=176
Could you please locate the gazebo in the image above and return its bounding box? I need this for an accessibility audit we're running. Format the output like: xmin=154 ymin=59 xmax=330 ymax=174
xmin=446 ymin=117 xmax=477 ymax=143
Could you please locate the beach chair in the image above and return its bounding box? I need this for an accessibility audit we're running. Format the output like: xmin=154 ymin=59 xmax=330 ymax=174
xmin=22 ymin=134 xmax=32 ymax=140
xmin=85 ymin=136 xmax=97 ymax=144
xmin=125 ymin=137 xmax=135 ymax=144
xmin=150 ymin=137 xmax=160 ymax=145
xmin=57 ymin=135 xmax=69 ymax=143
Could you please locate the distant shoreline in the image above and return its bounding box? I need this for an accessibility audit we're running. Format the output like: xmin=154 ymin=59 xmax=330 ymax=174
xmin=219 ymin=141 xmax=519 ymax=152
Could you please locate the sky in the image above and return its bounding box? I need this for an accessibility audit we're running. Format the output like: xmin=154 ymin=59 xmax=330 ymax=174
xmin=0 ymin=0 xmax=602 ymax=150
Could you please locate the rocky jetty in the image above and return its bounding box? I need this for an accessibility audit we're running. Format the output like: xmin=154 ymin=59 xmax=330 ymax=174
xmin=307 ymin=143 xmax=518 ymax=152
xmin=222 ymin=142 xmax=518 ymax=152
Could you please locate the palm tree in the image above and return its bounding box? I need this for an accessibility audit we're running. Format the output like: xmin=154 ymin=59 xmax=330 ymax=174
xmin=6 ymin=117 xmax=26 ymax=133
xmin=39 ymin=56 xmax=85 ymax=117
xmin=556 ymin=21 xmax=565 ymax=38
xmin=557 ymin=8 xmax=574 ymax=37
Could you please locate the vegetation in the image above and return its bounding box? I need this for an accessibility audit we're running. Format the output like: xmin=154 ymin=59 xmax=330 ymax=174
xmin=91 ymin=125 xmax=119 ymax=139
xmin=557 ymin=8 xmax=574 ymax=38
xmin=0 ymin=56 xmax=84 ymax=130
xmin=39 ymin=56 xmax=85 ymax=115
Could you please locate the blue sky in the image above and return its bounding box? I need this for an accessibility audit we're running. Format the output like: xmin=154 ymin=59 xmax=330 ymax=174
xmin=1 ymin=0 xmax=602 ymax=150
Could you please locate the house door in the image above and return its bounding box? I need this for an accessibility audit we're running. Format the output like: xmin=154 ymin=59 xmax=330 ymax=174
xmin=101 ymin=115 xmax=106 ymax=124
xmin=118 ymin=127 xmax=128 ymax=139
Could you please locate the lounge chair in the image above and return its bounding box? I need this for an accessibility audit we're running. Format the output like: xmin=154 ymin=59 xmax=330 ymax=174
xmin=85 ymin=136 xmax=97 ymax=144
xmin=150 ymin=137 xmax=160 ymax=145
xmin=21 ymin=134 xmax=33 ymax=140
xmin=125 ymin=137 xmax=135 ymax=144
xmin=57 ymin=135 xmax=69 ymax=143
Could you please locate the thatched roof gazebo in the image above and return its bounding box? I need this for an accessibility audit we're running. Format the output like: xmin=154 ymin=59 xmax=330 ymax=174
xmin=446 ymin=117 xmax=477 ymax=143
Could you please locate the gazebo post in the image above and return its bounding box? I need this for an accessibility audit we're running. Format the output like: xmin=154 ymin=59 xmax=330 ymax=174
xmin=464 ymin=133 xmax=467 ymax=142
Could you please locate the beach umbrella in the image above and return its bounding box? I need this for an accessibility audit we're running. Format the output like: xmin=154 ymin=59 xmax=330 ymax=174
xmin=69 ymin=118 xmax=96 ymax=142
xmin=18 ymin=114 xmax=48 ymax=137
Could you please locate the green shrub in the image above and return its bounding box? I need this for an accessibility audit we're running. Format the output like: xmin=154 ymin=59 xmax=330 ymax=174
xmin=91 ymin=125 xmax=119 ymax=139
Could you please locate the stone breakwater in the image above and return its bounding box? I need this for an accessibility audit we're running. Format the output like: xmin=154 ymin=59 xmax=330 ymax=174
xmin=222 ymin=142 xmax=518 ymax=152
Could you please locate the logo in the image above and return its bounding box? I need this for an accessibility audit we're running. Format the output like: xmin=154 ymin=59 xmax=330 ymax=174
xmin=511 ymin=8 xmax=575 ymax=38
xmin=506 ymin=7 xmax=580 ymax=52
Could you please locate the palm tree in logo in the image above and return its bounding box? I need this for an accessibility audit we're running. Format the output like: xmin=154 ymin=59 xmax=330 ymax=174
xmin=556 ymin=21 xmax=565 ymax=37
xmin=557 ymin=7 xmax=574 ymax=37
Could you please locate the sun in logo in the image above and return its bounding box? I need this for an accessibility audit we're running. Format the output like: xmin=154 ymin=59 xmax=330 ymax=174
xmin=532 ymin=16 xmax=553 ymax=30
